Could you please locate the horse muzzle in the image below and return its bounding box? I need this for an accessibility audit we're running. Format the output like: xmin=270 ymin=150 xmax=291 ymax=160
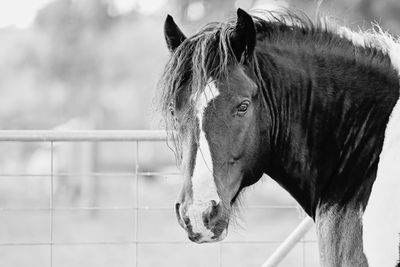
xmin=175 ymin=200 xmax=229 ymax=243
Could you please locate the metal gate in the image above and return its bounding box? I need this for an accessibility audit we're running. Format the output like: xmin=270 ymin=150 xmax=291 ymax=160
xmin=0 ymin=130 xmax=316 ymax=267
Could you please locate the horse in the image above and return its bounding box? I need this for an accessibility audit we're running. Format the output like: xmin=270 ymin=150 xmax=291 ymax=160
xmin=159 ymin=8 xmax=400 ymax=267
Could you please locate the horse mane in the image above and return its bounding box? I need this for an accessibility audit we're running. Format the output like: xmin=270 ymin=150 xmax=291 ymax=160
xmin=158 ymin=9 xmax=398 ymax=161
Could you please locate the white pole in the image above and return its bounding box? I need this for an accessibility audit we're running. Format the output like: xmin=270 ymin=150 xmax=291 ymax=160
xmin=261 ymin=217 xmax=314 ymax=267
xmin=0 ymin=130 xmax=167 ymax=142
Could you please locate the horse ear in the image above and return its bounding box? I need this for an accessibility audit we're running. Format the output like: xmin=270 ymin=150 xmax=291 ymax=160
xmin=164 ymin=15 xmax=187 ymax=52
xmin=230 ymin=8 xmax=256 ymax=62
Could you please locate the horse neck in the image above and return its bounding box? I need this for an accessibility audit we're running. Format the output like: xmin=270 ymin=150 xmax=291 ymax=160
xmin=256 ymin=41 xmax=399 ymax=217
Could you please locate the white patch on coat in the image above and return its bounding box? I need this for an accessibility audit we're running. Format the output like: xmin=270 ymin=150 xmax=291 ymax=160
xmin=187 ymin=81 xmax=220 ymax=236
xmin=338 ymin=26 xmax=400 ymax=266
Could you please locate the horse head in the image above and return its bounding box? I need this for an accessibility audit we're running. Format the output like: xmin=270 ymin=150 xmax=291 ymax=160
xmin=161 ymin=9 xmax=269 ymax=243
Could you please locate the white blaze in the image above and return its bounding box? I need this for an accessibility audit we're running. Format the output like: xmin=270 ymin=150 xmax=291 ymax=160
xmin=186 ymin=81 xmax=220 ymax=237
xmin=339 ymin=26 xmax=400 ymax=266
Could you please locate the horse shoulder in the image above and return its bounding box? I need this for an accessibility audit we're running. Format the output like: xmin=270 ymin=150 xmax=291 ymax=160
xmin=336 ymin=26 xmax=400 ymax=266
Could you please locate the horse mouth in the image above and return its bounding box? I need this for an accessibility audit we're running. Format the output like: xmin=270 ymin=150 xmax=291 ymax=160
xmin=189 ymin=227 xmax=228 ymax=244
xmin=211 ymin=227 xmax=228 ymax=241
xmin=187 ymin=220 xmax=229 ymax=244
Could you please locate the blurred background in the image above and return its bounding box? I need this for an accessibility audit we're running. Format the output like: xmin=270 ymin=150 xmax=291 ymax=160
xmin=0 ymin=0 xmax=399 ymax=131
xmin=0 ymin=0 xmax=399 ymax=266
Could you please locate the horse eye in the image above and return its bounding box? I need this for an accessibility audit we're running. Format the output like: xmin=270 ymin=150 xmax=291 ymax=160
xmin=237 ymin=101 xmax=250 ymax=115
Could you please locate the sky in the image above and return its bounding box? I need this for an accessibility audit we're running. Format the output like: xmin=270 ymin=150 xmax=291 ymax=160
xmin=0 ymin=0 xmax=166 ymax=28
xmin=0 ymin=0 xmax=53 ymax=28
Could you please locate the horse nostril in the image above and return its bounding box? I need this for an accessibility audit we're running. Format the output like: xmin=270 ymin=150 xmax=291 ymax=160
xmin=183 ymin=215 xmax=190 ymax=226
xmin=175 ymin=203 xmax=187 ymax=226
xmin=203 ymin=200 xmax=220 ymax=226
xmin=209 ymin=200 xmax=219 ymax=219
xmin=188 ymin=233 xmax=201 ymax=242
xmin=175 ymin=203 xmax=181 ymax=220
xmin=176 ymin=202 xmax=191 ymax=229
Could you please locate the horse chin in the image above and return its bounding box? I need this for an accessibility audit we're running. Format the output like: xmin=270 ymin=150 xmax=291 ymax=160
xmin=192 ymin=228 xmax=228 ymax=244
xmin=212 ymin=227 xmax=228 ymax=242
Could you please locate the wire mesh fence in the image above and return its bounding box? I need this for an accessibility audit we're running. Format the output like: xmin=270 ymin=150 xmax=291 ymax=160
xmin=0 ymin=130 xmax=318 ymax=267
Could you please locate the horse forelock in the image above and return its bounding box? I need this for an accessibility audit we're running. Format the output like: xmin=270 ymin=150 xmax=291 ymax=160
xmin=158 ymin=20 xmax=239 ymax=161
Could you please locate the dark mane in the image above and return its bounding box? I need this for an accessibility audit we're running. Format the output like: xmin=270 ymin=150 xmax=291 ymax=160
xmin=158 ymin=10 xmax=395 ymax=160
xmin=251 ymin=11 xmax=393 ymax=71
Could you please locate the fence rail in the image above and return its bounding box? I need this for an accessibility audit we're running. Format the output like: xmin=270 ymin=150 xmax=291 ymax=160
xmin=0 ymin=130 xmax=167 ymax=141
xmin=0 ymin=130 xmax=314 ymax=267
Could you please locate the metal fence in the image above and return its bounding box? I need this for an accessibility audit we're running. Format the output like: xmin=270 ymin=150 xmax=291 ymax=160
xmin=0 ymin=130 xmax=315 ymax=267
